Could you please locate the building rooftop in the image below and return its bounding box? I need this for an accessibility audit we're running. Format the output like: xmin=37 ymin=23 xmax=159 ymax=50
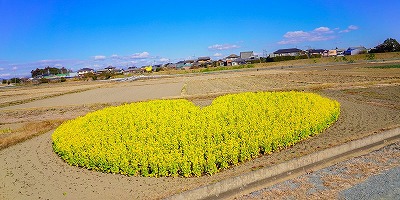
xmin=274 ymin=48 xmax=303 ymax=54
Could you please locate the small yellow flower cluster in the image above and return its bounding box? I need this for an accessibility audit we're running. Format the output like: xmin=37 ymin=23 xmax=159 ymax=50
xmin=52 ymin=91 xmax=340 ymax=177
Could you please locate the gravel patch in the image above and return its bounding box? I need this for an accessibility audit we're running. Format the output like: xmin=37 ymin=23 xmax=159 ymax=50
xmin=339 ymin=167 xmax=400 ymax=200
xmin=238 ymin=142 xmax=400 ymax=200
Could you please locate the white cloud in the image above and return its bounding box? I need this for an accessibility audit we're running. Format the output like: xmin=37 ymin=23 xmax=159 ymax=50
xmin=111 ymin=54 xmax=120 ymax=59
xmin=214 ymin=53 xmax=223 ymax=57
xmin=278 ymin=26 xmax=336 ymax=45
xmin=348 ymin=25 xmax=359 ymax=30
xmin=94 ymin=55 xmax=106 ymax=60
xmin=131 ymin=52 xmax=150 ymax=59
xmin=314 ymin=27 xmax=333 ymax=33
xmin=0 ymin=67 xmax=4 ymax=71
xmin=340 ymin=25 xmax=359 ymax=33
xmin=208 ymin=44 xmax=240 ymax=50
xmin=12 ymin=66 xmax=18 ymax=70
xmin=0 ymin=73 xmax=11 ymax=77
xmin=159 ymin=58 xmax=169 ymax=62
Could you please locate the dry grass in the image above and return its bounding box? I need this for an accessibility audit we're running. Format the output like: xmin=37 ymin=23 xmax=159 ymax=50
xmin=0 ymin=120 xmax=65 ymax=150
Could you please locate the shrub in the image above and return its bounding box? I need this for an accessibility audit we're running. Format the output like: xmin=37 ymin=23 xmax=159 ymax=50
xmin=39 ymin=78 xmax=50 ymax=84
xmin=365 ymin=53 xmax=376 ymax=60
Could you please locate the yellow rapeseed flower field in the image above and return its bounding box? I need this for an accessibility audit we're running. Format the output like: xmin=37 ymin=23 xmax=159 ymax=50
xmin=52 ymin=91 xmax=340 ymax=177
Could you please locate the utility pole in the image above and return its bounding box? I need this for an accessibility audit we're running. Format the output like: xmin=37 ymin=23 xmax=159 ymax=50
xmin=12 ymin=66 xmax=16 ymax=85
xmin=305 ymin=46 xmax=311 ymax=58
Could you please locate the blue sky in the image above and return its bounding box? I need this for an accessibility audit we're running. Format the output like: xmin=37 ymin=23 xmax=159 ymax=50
xmin=1 ymin=0 xmax=399 ymax=79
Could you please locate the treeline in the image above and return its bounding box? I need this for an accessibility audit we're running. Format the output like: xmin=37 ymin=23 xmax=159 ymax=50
xmin=2 ymin=78 xmax=21 ymax=84
xmin=31 ymin=66 xmax=71 ymax=78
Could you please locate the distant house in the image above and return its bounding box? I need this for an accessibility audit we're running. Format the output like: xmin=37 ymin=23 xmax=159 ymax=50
xmin=77 ymin=68 xmax=94 ymax=76
xmin=226 ymin=54 xmax=239 ymax=60
xmin=308 ymin=49 xmax=325 ymax=55
xmin=184 ymin=60 xmax=195 ymax=68
xmin=125 ymin=66 xmax=142 ymax=74
xmin=344 ymin=46 xmax=367 ymax=55
xmin=197 ymin=57 xmax=212 ymax=64
xmin=105 ymin=66 xmax=116 ymax=73
xmin=224 ymin=54 xmax=239 ymax=66
xmin=216 ymin=60 xmax=225 ymax=66
xmin=67 ymin=72 xmax=78 ymax=77
xmin=97 ymin=66 xmax=123 ymax=74
xmin=272 ymin=48 xmax=303 ymax=57
xmin=240 ymin=51 xmax=255 ymax=59
xmin=232 ymin=58 xmax=246 ymax=66
xmin=176 ymin=61 xmax=185 ymax=69
xmin=328 ymin=49 xmax=338 ymax=56
xmin=328 ymin=48 xmax=345 ymax=57
xmin=167 ymin=63 xmax=177 ymax=69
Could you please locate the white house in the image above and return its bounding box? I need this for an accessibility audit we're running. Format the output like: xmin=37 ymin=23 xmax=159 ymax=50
xmin=77 ymin=68 xmax=94 ymax=76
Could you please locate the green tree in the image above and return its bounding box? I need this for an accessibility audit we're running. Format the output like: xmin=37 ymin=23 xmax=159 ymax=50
xmin=371 ymin=38 xmax=400 ymax=53
xmin=31 ymin=66 xmax=68 ymax=78
xmin=10 ymin=78 xmax=21 ymax=84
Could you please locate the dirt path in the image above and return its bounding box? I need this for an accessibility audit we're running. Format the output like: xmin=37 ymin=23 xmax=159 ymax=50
xmin=0 ymin=64 xmax=399 ymax=199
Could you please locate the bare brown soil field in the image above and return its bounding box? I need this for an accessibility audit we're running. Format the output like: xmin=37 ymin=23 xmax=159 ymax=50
xmin=0 ymin=81 xmax=110 ymax=108
xmin=0 ymin=78 xmax=184 ymax=110
xmin=0 ymin=61 xmax=399 ymax=199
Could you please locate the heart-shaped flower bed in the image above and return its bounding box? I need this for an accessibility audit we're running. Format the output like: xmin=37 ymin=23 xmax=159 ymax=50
xmin=52 ymin=91 xmax=340 ymax=177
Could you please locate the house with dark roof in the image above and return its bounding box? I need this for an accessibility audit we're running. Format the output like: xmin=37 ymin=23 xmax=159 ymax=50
xmin=197 ymin=57 xmax=211 ymax=64
xmin=308 ymin=49 xmax=326 ymax=55
xmin=272 ymin=48 xmax=304 ymax=57
xmin=223 ymin=54 xmax=238 ymax=66
xmin=125 ymin=66 xmax=142 ymax=74
xmin=226 ymin=54 xmax=239 ymax=60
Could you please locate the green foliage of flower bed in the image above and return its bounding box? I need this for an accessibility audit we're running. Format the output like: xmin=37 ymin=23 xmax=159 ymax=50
xmin=52 ymin=91 xmax=340 ymax=177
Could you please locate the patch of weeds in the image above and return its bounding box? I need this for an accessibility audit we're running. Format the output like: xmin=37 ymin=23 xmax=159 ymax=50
xmin=365 ymin=53 xmax=375 ymax=60
xmin=0 ymin=128 xmax=12 ymax=135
